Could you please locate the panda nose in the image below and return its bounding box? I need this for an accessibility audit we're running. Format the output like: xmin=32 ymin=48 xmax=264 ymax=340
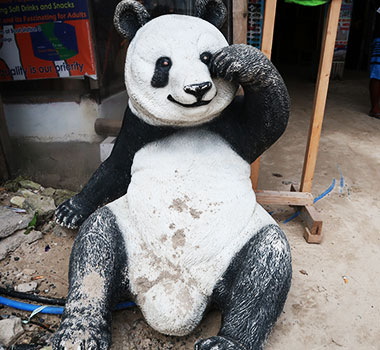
xmin=184 ymin=82 xmax=212 ymax=100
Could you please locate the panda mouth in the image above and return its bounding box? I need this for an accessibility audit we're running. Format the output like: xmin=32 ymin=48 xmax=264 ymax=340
xmin=167 ymin=95 xmax=212 ymax=108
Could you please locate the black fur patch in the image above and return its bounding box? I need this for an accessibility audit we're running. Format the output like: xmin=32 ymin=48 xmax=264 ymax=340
xmin=151 ymin=56 xmax=172 ymax=88
xmin=208 ymin=224 xmax=292 ymax=350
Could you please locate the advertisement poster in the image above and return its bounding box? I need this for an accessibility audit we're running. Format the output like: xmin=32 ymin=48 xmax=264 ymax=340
xmin=0 ymin=0 xmax=97 ymax=81
xmin=247 ymin=0 xmax=265 ymax=49
xmin=333 ymin=0 xmax=353 ymax=62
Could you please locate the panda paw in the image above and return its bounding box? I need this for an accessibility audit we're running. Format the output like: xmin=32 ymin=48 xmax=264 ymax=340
xmin=210 ymin=44 xmax=268 ymax=85
xmin=51 ymin=316 xmax=111 ymax=350
xmin=55 ymin=195 xmax=94 ymax=229
xmin=51 ymin=323 xmax=111 ymax=350
xmin=195 ymin=336 xmax=245 ymax=350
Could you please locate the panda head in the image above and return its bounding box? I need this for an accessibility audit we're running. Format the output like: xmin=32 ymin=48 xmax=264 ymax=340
xmin=114 ymin=0 xmax=238 ymax=127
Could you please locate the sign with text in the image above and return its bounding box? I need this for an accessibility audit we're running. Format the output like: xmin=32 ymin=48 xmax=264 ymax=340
xmin=0 ymin=0 xmax=97 ymax=81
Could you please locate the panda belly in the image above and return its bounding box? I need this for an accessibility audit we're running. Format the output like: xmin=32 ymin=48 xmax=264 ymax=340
xmin=107 ymin=129 xmax=276 ymax=336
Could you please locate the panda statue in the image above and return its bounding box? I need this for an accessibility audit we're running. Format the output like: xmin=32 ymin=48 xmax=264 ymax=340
xmin=53 ymin=0 xmax=292 ymax=349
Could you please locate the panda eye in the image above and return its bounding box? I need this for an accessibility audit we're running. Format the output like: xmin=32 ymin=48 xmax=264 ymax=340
xmin=157 ymin=57 xmax=172 ymax=69
xmin=200 ymin=52 xmax=212 ymax=64
xmin=152 ymin=57 xmax=172 ymax=88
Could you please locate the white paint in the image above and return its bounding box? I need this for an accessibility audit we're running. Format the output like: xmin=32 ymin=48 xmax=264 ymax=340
xmin=125 ymin=15 xmax=238 ymax=127
xmin=4 ymin=98 xmax=103 ymax=143
xmin=107 ymin=130 xmax=277 ymax=336
xmin=100 ymin=136 xmax=116 ymax=162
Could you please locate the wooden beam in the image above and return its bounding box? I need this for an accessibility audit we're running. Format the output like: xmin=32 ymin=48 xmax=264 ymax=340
xmin=95 ymin=118 xmax=122 ymax=137
xmin=250 ymin=158 xmax=260 ymax=190
xmin=300 ymin=0 xmax=342 ymax=192
xmin=250 ymin=0 xmax=278 ymax=189
xmin=261 ymin=0 xmax=278 ymax=59
xmin=232 ymin=0 xmax=248 ymax=44
xmin=299 ymin=205 xmax=323 ymax=244
xmin=0 ymin=95 xmax=12 ymax=181
xmin=255 ymin=189 xmax=314 ymax=206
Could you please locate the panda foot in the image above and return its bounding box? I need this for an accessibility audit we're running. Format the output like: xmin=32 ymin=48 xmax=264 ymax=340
xmin=55 ymin=195 xmax=94 ymax=229
xmin=51 ymin=319 xmax=111 ymax=350
xmin=195 ymin=336 xmax=246 ymax=350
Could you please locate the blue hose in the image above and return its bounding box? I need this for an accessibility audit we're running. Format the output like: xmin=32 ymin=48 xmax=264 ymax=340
xmin=0 ymin=296 xmax=63 ymax=315
xmin=0 ymin=296 xmax=136 ymax=315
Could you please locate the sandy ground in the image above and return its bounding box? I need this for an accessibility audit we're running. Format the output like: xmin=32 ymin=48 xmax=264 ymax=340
xmin=1 ymin=70 xmax=379 ymax=349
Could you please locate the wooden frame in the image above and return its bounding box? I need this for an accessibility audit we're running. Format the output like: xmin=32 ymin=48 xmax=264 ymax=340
xmin=233 ymin=0 xmax=343 ymax=243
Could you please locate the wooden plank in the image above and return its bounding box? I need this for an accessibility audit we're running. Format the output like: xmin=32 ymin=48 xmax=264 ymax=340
xmin=232 ymin=0 xmax=248 ymax=44
xmin=299 ymin=205 xmax=323 ymax=244
xmin=261 ymin=0 xmax=277 ymax=59
xmin=0 ymin=95 xmax=12 ymax=181
xmin=250 ymin=0 xmax=278 ymax=189
xmin=300 ymin=0 xmax=342 ymax=193
xmin=0 ymin=142 xmax=9 ymax=182
xmin=255 ymin=190 xmax=314 ymax=206
xmin=250 ymin=158 xmax=260 ymax=190
xmin=95 ymin=118 xmax=122 ymax=137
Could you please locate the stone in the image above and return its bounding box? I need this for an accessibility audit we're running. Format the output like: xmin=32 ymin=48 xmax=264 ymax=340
xmin=19 ymin=179 xmax=42 ymax=191
xmin=22 ymin=268 xmax=36 ymax=275
xmin=53 ymin=189 xmax=77 ymax=207
xmin=4 ymin=176 xmax=24 ymax=192
xmin=0 ymin=229 xmax=43 ymax=261
xmin=41 ymin=220 xmax=55 ymax=234
xmin=22 ymin=193 xmax=56 ymax=220
xmin=19 ymin=188 xmax=35 ymax=198
xmin=42 ymin=187 xmax=56 ymax=197
xmin=0 ymin=206 xmax=33 ymax=239
xmin=53 ymin=225 xmax=73 ymax=237
xmin=0 ymin=317 xmax=24 ymax=346
xmin=10 ymin=196 xmax=26 ymax=208
xmin=14 ymin=281 xmax=38 ymax=293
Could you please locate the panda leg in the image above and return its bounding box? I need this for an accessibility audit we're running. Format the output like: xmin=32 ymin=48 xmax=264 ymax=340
xmin=52 ymin=207 xmax=128 ymax=350
xmin=196 ymin=224 xmax=292 ymax=350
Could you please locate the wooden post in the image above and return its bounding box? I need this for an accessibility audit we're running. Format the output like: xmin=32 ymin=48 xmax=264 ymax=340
xmin=261 ymin=0 xmax=278 ymax=59
xmin=0 ymin=95 xmax=12 ymax=182
xmin=232 ymin=0 xmax=248 ymax=44
xmin=300 ymin=0 xmax=342 ymax=192
xmin=250 ymin=0 xmax=278 ymax=190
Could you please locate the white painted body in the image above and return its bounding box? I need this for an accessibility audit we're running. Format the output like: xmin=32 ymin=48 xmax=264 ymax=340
xmin=107 ymin=129 xmax=277 ymax=336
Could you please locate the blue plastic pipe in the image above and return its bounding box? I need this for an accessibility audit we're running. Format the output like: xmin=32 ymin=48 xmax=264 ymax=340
xmin=0 ymin=296 xmax=136 ymax=315
xmin=0 ymin=296 xmax=64 ymax=315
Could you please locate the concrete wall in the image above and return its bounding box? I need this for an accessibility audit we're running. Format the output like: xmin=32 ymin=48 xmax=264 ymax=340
xmin=4 ymin=92 xmax=128 ymax=190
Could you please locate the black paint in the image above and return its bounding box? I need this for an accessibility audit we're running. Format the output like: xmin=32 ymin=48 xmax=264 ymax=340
xmin=114 ymin=0 xmax=150 ymax=41
xmin=151 ymin=56 xmax=172 ymax=88
xmin=200 ymin=51 xmax=212 ymax=65
xmin=167 ymin=94 xmax=212 ymax=108
xmin=195 ymin=0 xmax=227 ymax=29
xmin=184 ymin=81 xmax=212 ymax=99
xmin=208 ymin=44 xmax=290 ymax=164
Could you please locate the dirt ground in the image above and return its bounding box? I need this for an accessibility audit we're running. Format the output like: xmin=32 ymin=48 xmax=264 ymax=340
xmin=1 ymin=70 xmax=379 ymax=350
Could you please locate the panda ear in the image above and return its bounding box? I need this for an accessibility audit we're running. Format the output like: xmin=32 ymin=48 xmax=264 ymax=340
xmin=195 ymin=0 xmax=227 ymax=29
xmin=114 ymin=0 xmax=150 ymax=40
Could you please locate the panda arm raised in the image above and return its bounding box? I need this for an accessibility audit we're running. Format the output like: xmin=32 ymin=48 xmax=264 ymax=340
xmin=55 ymin=108 xmax=176 ymax=228
xmin=209 ymin=44 xmax=290 ymax=163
